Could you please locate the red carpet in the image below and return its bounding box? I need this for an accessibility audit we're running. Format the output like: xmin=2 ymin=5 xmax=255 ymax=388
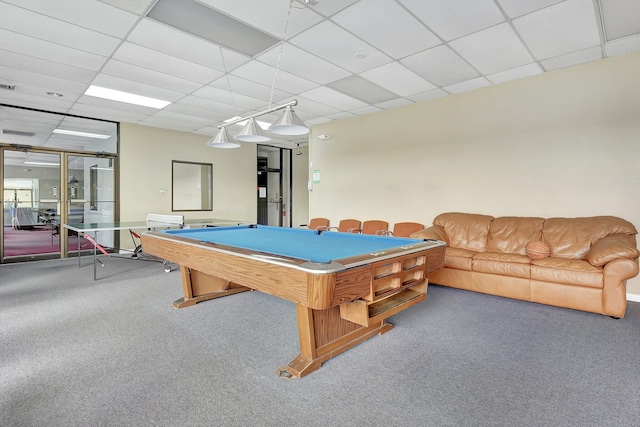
xmin=3 ymin=226 xmax=82 ymax=257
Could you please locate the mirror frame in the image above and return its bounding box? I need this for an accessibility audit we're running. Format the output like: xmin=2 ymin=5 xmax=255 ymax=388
xmin=171 ymin=160 xmax=213 ymax=212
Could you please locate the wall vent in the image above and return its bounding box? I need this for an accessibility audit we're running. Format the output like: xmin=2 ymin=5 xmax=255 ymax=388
xmin=0 ymin=83 xmax=16 ymax=90
xmin=2 ymin=129 xmax=35 ymax=137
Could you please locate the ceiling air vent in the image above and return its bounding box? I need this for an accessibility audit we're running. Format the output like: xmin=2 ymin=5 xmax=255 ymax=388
xmin=2 ymin=129 xmax=35 ymax=137
xmin=0 ymin=83 xmax=16 ymax=90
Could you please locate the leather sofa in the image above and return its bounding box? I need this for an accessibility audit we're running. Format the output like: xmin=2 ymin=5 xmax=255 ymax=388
xmin=411 ymin=213 xmax=640 ymax=318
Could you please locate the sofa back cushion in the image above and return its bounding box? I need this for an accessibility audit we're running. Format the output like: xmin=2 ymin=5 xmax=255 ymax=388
xmin=542 ymin=216 xmax=637 ymax=259
xmin=433 ymin=212 xmax=494 ymax=251
xmin=486 ymin=217 xmax=545 ymax=255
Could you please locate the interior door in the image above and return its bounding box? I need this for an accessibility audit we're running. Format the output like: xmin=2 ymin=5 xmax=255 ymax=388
xmin=2 ymin=150 xmax=61 ymax=261
xmin=257 ymin=146 xmax=292 ymax=227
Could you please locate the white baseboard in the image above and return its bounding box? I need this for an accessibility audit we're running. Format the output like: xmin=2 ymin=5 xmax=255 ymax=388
xmin=627 ymin=293 xmax=640 ymax=303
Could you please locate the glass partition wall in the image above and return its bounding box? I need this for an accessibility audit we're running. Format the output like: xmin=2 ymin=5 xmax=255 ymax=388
xmin=0 ymin=105 xmax=118 ymax=263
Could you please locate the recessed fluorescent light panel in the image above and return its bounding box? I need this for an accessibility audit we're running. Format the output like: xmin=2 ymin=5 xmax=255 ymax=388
xmin=84 ymin=85 xmax=171 ymax=109
xmin=328 ymin=75 xmax=398 ymax=104
xmin=53 ymin=129 xmax=111 ymax=139
xmin=147 ymin=0 xmax=280 ymax=57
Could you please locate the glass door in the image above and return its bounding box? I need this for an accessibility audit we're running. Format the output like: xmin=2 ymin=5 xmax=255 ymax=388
xmin=3 ymin=151 xmax=61 ymax=260
xmin=66 ymin=155 xmax=116 ymax=255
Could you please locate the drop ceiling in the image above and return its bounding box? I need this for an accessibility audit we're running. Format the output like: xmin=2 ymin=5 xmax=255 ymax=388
xmin=0 ymin=0 xmax=639 ymax=150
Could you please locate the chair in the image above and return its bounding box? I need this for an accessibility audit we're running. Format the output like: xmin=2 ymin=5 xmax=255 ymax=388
xmin=300 ymin=217 xmax=330 ymax=230
xmin=390 ymin=222 xmax=424 ymax=237
xmin=360 ymin=220 xmax=389 ymax=235
xmin=329 ymin=219 xmax=361 ymax=233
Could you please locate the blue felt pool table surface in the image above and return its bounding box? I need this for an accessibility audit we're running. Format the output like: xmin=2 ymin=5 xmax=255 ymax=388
xmin=160 ymin=225 xmax=423 ymax=264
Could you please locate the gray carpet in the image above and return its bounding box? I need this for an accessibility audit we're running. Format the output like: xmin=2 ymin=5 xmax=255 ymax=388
xmin=1 ymin=258 xmax=639 ymax=427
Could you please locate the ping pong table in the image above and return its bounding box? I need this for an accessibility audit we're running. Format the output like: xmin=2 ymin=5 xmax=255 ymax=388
xmin=63 ymin=214 xmax=244 ymax=280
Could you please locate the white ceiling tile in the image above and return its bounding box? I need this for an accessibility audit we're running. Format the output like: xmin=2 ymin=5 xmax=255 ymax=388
xmin=112 ymin=42 xmax=223 ymax=84
xmin=100 ymin=60 xmax=203 ymax=94
xmin=290 ymin=21 xmax=391 ymax=73
xmin=360 ymin=62 xmax=436 ymax=97
xmin=162 ymin=103 xmax=226 ymax=123
xmin=126 ymin=19 xmax=249 ymax=71
xmin=0 ymin=29 xmax=107 ymax=71
xmin=374 ymin=98 xmax=414 ymax=110
xmin=401 ymin=45 xmax=480 ymax=86
xmin=142 ymin=110 xmax=213 ymax=128
xmin=332 ymin=0 xmax=440 ymax=59
xmin=0 ymin=65 xmax=88 ymax=96
xmin=292 ymin=96 xmax=343 ymax=117
xmin=605 ymin=33 xmax=640 ymax=57
xmin=0 ymin=77 xmax=82 ymax=103
xmin=600 ymin=0 xmax=640 ymax=41
xmin=399 ymin=0 xmax=504 ymax=41
xmin=91 ymin=74 xmax=185 ymax=102
xmin=0 ymin=50 xmax=96 ymax=84
xmin=407 ymin=88 xmax=449 ymax=103
xmin=3 ymin=0 xmax=139 ymax=37
xmin=513 ymin=0 xmax=601 ymax=60
xmin=208 ymin=75 xmax=291 ymax=102
xmin=299 ymin=86 xmax=368 ymax=111
xmin=298 ymin=0 xmax=358 ymax=17
xmin=444 ymin=77 xmax=492 ymax=94
xmin=496 ymin=0 xmax=564 ymax=18
xmin=137 ymin=119 xmax=197 ymax=133
xmin=257 ymin=43 xmax=350 ymax=85
xmin=540 ymin=46 xmax=603 ymax=71
xmin=0 ymin=89 xmax=73 ymax=112
xmin=98 ymin=0 xmax=156 ymax=15
xmin=487 ymin=63 xmax=543 ymax=84
xmin=451 ymin=23 xmax=533 ymax=74
xmin=231 ymin=60 xmax=319 ymax=94
xmin=0 ymin=2 xmax=120 ymax=56
xmin=201 ymin=0 xmax=323 ymax=38
xmin=350 ymin=105 xmax=383 ymax=115
xmin=176 ymin=95 xmax=243 ymax=118
xmin=191 ymin=86 xmax=265 ymax=110
xmin=326 ymin=111 xmax=357 ymax=120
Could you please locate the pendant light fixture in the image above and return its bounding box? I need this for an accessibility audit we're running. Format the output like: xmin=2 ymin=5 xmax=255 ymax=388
xmin=207 ymin=0 xmax=310 ymax=148
xmin=269 ymin=105 xmax=309 ymax=136
xmin=206 ymin=127 xmax=240 ymax=148
xmin=235 ymin=117 xmax=270 ymax=142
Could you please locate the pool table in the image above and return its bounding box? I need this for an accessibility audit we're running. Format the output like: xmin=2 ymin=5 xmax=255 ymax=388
xmin=141 ymin=225 xmax=445 ymax=378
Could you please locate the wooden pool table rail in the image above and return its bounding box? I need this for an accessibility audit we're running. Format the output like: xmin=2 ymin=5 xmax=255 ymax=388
xmin=141 ymin=231 xmax=445 ymax=378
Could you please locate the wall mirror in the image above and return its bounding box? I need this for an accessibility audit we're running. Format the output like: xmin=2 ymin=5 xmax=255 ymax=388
xmin=172 ymin=161 xmax=213 ymax=211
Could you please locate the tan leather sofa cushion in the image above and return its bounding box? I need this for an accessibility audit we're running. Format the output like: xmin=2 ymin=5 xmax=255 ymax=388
xmin=473 ymin=252 xmax=531 ymax=279
xmin=587 ymin=234 xmax=640 ymax=266
xmin=444 ymin=247 xmax=476 ymax=270
xmin=433 ymin=213 xmax=494 ymax=252
xmin=531 ymin=257 xmax=603 ymax=287
xmin=543 ymin=216 xmax=637 ymax=260
xmin=486 ymin=217 xmax=545 ymax=255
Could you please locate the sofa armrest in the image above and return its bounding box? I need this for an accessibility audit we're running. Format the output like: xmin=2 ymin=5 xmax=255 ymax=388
xmin=410 ymin=225 xmax=449 ymax=245
xmin=587 ymin=234 xmax=639 ymax=267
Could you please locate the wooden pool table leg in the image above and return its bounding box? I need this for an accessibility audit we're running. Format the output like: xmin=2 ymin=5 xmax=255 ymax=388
xmin=172 ymin=267 xmax=250 ymax=308
xmin=278 ymin=303 xmax=393 ymax=378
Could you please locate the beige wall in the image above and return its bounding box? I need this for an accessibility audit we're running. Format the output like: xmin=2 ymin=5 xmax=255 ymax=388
xmin=309 ymin=52 xmax=640 ymax=296
xmin=119 ymin=122 xmax=257 ymax=227
xmin=118 ymin=123 xmax=310 ymax=242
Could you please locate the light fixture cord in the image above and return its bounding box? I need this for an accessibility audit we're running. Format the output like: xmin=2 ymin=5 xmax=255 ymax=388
xmin=269 ymin=0 xmax=294 ymax=109
xmin=220 ymin=47 xmax=238 ymax=119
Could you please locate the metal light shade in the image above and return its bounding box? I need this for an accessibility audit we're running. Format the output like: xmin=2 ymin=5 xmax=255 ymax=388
xmin=235 ymin=118 xmax=270 ymax=142
xmin=268 ymin=106 xmax=310 ymax=136
xmin=68 ymin=175 xmax=79 ymax=185
xmin=206 ymin=127 xmax=240 ymax=148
